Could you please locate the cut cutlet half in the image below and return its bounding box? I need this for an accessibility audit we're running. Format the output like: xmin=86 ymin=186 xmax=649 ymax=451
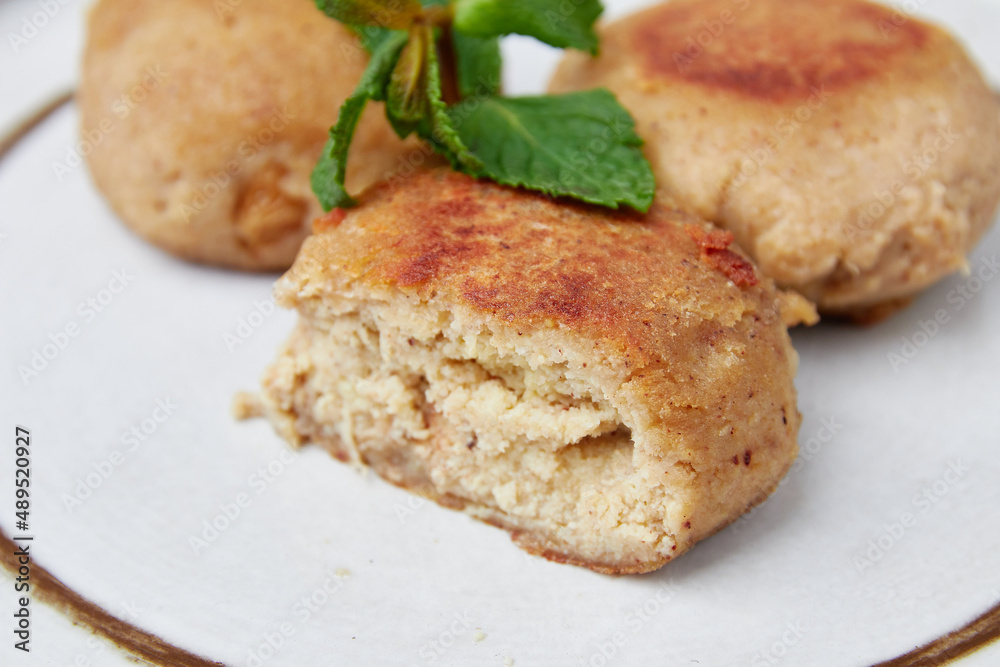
xmin=254 ymin=168 xmax=802 ymax=574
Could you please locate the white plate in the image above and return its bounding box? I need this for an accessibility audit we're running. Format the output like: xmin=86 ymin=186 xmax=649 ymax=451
xmin=2 ymin=0 xmax=1000 ymax=665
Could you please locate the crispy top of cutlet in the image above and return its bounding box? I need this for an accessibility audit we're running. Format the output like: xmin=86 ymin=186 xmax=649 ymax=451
xmin=621 ymin=0 xmax=941 ymax=101
xmin=286 ymin=169 xmax=782 ymax=366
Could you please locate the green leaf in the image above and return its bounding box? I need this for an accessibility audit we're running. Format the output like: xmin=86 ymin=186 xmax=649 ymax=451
xmin=348 ymin=0 xmax=450 ymax=53
xmin=311 ymin=31 xmax=409 ymax=210
xmin=452 ymin=32 xmax=501 ymax=99
xmin=313 ymin=0 xmax=656 ymax=212
xmin=314 ymin=0 xmax=421 ymax=30
xmin=387 ymin=26 xmax=430 ymax=126
xmin=353 ymin=25 xmax=402 ymax=54
xmin=452 ymin=0 xmax=603 ymax=55
xmin=420 ymin=26 xmax=483 ymax=172
xmin=447 ymin=89 xmax=654 ymax=211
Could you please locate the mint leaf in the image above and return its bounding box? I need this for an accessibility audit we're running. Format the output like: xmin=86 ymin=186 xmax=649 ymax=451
xmin=421 ymin=27 xmax=483 ymax=172
xmin=452 ymin=0 xmax=603 ymax=55
xmin=311 ymin=31 xmax=408 ymax=209
xmin=448 ymin=89 xmax=654 ymax=211
xmin=311 ymin=0 xmax=657 ymax=213
xmin=387 ymin=26 xmax=430 ymax=126
xmin=315 ymin=0 xmax=421 ymax=30
xmin=353 ymin=25 xmax=402 ymax=54
xmin=349 ymin=0 xmax=448 ymax=54
xmin=452 ymin=32 xmax=501 ymax=99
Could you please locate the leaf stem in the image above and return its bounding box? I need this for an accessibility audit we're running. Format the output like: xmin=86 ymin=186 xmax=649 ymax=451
xmin=435 ymin=25 xmax=461 ymax=105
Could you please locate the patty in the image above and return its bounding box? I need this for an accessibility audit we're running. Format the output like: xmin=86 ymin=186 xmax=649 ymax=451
xmin=550 ymin=0 xmax=1000 ymax=321
xmin=80 ymin=0 xmax=418 ymax=271
xmin=250 ymin=167 xmax=803 ymax=574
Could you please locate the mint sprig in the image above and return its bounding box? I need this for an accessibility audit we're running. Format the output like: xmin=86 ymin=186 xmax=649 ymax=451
xmin=315 ymin=0 xmax=422 ymax=30
xmin=312 ymin=0 xmax=655 ymax=212
xmin=311 ymin=30 xmax=407 ymax=209
xmin=450 ymin=91 xmax=654 ymax=211
xmin=452 ymin=0 xmax=604 ymax=56
xmin=452 ymin=31 xmax=500 ymax=99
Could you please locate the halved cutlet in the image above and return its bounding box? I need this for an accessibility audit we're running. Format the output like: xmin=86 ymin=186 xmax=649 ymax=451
xmin=254 ymin=168 xmax=802 ymax=574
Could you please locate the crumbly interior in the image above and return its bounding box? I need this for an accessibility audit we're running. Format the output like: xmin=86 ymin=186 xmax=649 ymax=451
xmin=261 ymin=293 xmax=686 ymax=569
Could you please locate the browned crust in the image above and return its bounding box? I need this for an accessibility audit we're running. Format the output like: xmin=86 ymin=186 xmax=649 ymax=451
xmin=630 ymin=0 xmax=937 ymax=101
xmin=1 ymin=71 xmax=996 ymax=667
xmin=275 ymin=168 xmax=802 ymax=573
xmin=294 ymin=169 xmax=780 ymax=365
xmin=551 ymin=0 xmax=1000 ymax=320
